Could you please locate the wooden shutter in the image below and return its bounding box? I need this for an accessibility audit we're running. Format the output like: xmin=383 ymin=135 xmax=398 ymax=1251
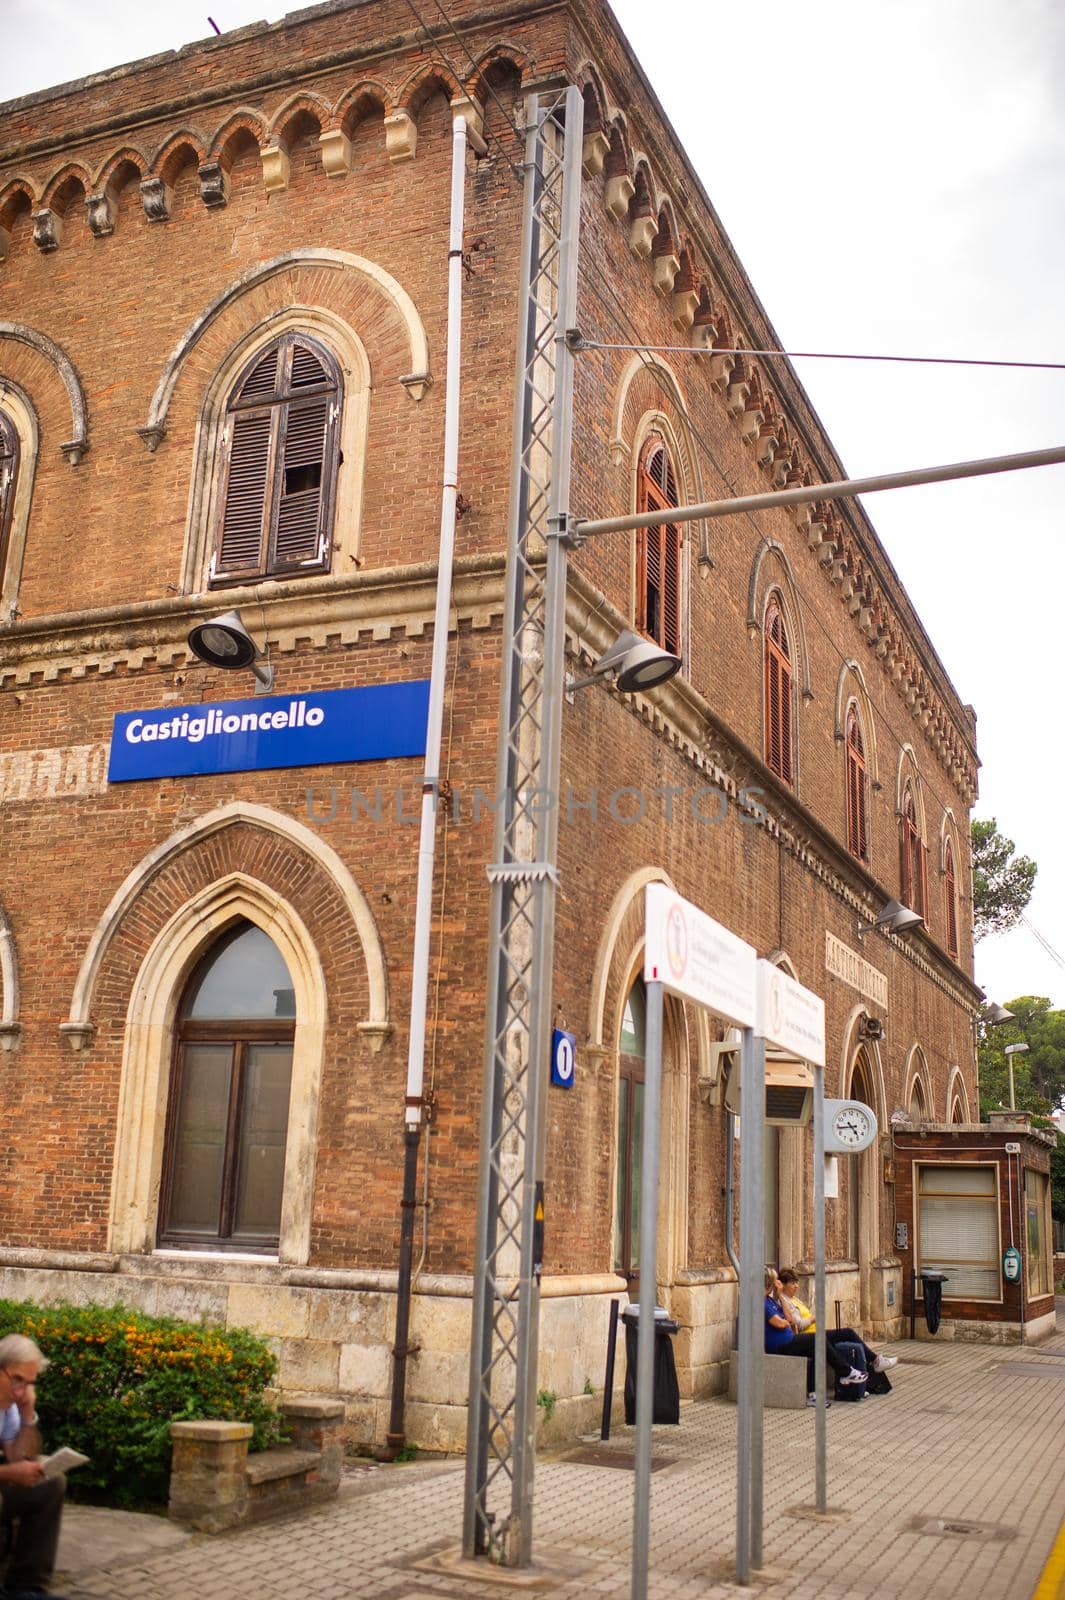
xmin=272 ymin=397 xmax=331 ymax=569
xmin=0 ymin=410 xmax=18 ymax=577
xmin=845 ymin=708 xmax=867 ymax=860
xmin=764 ymin=602 xmax=793 ymax=784
xmin=945 ymin=840 xmax=958 ymax=959
xmin=216 ymin=411 xmax=273 ymax=578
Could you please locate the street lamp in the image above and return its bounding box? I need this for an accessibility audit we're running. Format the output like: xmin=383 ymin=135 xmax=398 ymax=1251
xmin=1004 ymin=1041 xmax=1029 ymax=1111
xmin=856 ymin=898 xmax=924 ymax=939
xmin=566 ymin=629 xmax=681 ymax=697
xmin=985 ymin=1004 xmax=1015 ymax=1026
xmin=186 ymin=608 xmax=274 ymax=695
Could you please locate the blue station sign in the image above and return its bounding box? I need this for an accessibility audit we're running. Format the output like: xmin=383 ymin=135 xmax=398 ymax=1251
xmin=108 ymin=680 xmax=431 ymax=783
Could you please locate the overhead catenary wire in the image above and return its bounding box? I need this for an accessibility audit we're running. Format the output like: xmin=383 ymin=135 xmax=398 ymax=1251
xmin=572 ymin=337 xmax=1065 ymax=373
xmin=1019 ymin=915 xmax=1065 ymax=972
xmin=400 ymin=0 xmax=524 ymax=182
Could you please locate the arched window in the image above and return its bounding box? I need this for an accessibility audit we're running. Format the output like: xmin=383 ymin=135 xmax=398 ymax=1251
xmin=764 ymin=597 xmax=793 ymax=785
xmin=0 ymin=409 xmax=18 ymax=583
xmin=845 ymin=705 xmax=868 ymax=860
xmin=899 ymin=785 xmax=927 ymax=918
xmin=908 ymin=1073 xmax=926 ymax=1119
xmin=847 ymin=1052 xmax=872 ymax=1261
xmin=944 ymin=837 xmax=959 ymax=960
xmin=614 ymin=977 xmax=646 ymax=1284
xmin=158 ymin=920 xmax=296 ymax=1251
xmin=210 ymin=332 xmax=342 ymax=586
xmin=635 ymin=437 xmax=681 ymax=657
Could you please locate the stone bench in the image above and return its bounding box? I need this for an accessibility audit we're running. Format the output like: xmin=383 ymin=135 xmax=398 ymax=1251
xmin=726 ymin=1350 xmax=808 ymax=1410
xmin=169 ymin=1397 xmax=346 ymax=1532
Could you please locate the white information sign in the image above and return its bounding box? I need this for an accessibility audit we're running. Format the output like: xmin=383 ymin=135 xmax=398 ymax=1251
xmin=755 ymin=960 xmax=826 ymax=1067
xmin=644 ymin=884 xmax=757 ymax=1026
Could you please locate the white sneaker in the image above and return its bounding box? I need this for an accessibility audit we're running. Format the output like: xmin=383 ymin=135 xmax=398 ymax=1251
xmin=839 ymin=1368 xmax=866 ymax=1385
xmin=873 ymin=1354 xmax=898 ymax=1373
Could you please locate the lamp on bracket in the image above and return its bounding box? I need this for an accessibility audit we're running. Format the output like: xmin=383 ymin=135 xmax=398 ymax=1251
xmin=186 ymin=608 xmax=274 ymax=695
xmin=984 ymin=1003 xmax=1015 ymax=1026
xmin=566 ymin=628 xmax=681 ymax=700
xmin=856 ymin=897 xmax=924 ymax=940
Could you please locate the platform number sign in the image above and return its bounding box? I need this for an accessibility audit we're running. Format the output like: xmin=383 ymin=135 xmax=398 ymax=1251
xmin=551 ymin=1028 xmax=576 ymax=1088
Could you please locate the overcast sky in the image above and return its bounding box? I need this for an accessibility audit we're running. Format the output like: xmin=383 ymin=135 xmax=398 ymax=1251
xmin=3 ymin=0 xmax=1063 ymax=1011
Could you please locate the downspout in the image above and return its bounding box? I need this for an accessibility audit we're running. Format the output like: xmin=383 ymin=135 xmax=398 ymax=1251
xmin=385 ymin=111 xmax=478 ymax=1457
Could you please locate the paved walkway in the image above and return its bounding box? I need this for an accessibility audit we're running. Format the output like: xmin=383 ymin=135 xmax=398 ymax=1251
xmin=56 ymin=1306 xmax=1065 ymax=1600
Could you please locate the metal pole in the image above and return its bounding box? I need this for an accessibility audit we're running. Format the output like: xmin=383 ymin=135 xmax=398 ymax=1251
xmin=631 ymin=978 xmax=664 ymax=1600
xmin=575 ymin=442 xmax=1065 ymax=538
xmin=813 ymin=1063 xmax=827 ymax=1513
xmin=735 ymin=1027 xmax=766 ymax=1582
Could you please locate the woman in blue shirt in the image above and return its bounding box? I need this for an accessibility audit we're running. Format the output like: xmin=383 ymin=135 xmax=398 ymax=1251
xmin=764 ymin=1269 xmax=866 ymax=1403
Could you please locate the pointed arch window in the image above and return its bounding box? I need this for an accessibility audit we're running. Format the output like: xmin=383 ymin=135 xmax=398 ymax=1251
xmin=158 ymin=920 xmax=295 ymax=1251
xmin=635 ymin=437 xmax=682 ymax=657
xmin=845 ymin=705 xmax=868 ymax=860
xmin=944 ymin=836 xmax=959 ymax=960
xmin=614 ymin=978 xmax=646 ymax=1284
xmin=0 ymin=410 xmax=19 ymax=584
xmin=210 ymin=332 xmax=342 ymax=586
xmin=764 ymin=597 xmax=794 ymax=785
xmin=899 ymin=784 xmax=927 ymax=918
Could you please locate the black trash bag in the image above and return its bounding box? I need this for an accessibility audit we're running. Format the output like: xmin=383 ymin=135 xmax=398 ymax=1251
xmin=622 ymin=1309 xmax=680 ymax=1425
xmin=920 ymin=1271 xmax=948 ymax=1335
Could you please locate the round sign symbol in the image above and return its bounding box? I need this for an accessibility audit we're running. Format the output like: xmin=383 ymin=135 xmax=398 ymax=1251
xmin=554 ymin=1034 xmax=574 ymax=1083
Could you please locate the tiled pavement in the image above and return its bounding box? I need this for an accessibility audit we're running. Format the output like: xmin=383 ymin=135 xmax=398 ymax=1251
xmin=58 ymin=1306 xmax=1065 ymax=1600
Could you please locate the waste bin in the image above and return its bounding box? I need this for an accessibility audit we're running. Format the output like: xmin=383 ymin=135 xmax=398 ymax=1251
xmin=917 ymin=1269 xmax=949 ymax=1335
xmin=621 ymin=1305 xmax=680 ymax=1425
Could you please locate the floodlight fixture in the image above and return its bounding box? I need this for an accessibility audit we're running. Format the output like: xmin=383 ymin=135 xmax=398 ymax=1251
xmin=187 ymin=609 xmax=274 ymax=695
xmin=856 ymin=898 xmax=924 ymax=939
xmin=985 ymin=1003 xmax=1015 ymax=1026
xmin=566 ymin=629 xmax=681 ymax=698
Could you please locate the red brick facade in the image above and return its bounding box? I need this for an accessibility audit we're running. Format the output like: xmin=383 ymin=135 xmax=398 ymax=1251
xmin=0 ymin=0 xmax=984 ymax=1444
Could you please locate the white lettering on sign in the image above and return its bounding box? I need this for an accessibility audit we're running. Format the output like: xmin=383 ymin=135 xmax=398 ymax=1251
xmin=825 ymin=931 xmax=888 ymax=1008
xmin=756 ymin=959 xmax=826 ymax=1067
xmin=0 ymin=743 xmax=109 ymax=804
xmin=122 ymin=700 xmax=324 ymax=746
xmin=644 ymin=882 xmax=757 ymax=1027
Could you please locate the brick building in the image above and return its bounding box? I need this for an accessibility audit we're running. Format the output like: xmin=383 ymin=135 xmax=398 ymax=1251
xmin=0 ymin=0 xmax=987 ymax=1449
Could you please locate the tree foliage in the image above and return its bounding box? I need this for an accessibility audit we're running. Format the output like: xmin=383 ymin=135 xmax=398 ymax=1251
xmin=978 ymin=994 xmax=1065 ymax=1223
xmin=971 ymin=817 xmax=1036 ymax=941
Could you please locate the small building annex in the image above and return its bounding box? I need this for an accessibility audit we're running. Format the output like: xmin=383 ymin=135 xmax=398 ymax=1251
xmin=0 ymin=0 xmax=994 ymax=1450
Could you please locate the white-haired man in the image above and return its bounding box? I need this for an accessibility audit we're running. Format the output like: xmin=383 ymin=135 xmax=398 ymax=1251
xmin=0 ymin=1334 xmax=67 ymax=1600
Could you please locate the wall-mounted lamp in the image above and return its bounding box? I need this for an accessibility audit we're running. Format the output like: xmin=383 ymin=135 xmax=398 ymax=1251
xmin=187 ymin=608 xmax=274 ymax=695
xmin=985 ymin=1003 xmax=1015 ymax=1026
xmin=856 ymin=898 xmax=924 ymax=940
xmin=567 ymin=628 xmax=681 ymax=699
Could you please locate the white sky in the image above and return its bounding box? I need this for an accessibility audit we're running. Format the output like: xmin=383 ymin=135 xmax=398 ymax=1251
xmin=2 ymin=0 xmax=1063 ymax=1009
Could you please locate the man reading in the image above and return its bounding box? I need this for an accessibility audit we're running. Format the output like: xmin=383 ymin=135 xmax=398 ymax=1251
xmin=0 ymin=1334 xmax=67 ymax=1600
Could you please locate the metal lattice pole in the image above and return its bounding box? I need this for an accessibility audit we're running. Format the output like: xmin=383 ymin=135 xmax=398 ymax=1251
xmin=462 ymin=84 xmax=583 ymax=1569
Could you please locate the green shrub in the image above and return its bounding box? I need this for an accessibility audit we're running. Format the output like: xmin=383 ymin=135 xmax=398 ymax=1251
xmin=0 ymin=1298 xmax=280 ymax=1510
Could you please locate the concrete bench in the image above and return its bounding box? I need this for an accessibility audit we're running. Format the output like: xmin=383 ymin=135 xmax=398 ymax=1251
xmin=727 ymin=1350 xmax=808 ymax=1410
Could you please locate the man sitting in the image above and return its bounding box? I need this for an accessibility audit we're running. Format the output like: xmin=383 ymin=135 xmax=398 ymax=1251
xmin=0 ymin=1334 xmax=67 ymax=1600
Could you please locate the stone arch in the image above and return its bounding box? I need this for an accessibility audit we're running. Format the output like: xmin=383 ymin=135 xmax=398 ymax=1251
xmin=208 ymin=108 xmax=269 ymax=164
xmin=92 ymin=145 xmax=149 ymax=191
xmin=748 ymin=542 xmax=813 ymax=698
xmin=149 ymin=129 xmax=209 ymax=180
xmin=654 ymin=199 xmax=680 ymax=259
xmin=841 ymin=1010 xmax=886 ymax=1321
xmin=0 ymin=322 xmax=88 ymax=464
xmin=267 ymin=91 xmax=331 ymax=147
xmin=137 ymin=247 xmax=430 ymax=449
xmin=107 ymin=871 xmax=328 ymax=1262
xmin=63 ymin=800 xmax=389 ymax=1045
xmin=895 ymin=745 xmax=927 ymax=837
xmin=178 ymin=301 xmax=371 ymax=589
xmin=576 ymin=62 xmax=609 ymax=132
xmin=631 ymin=156 xmax=658 ymax=215
xmin=0 ymin=902 xmax=20 ymax=1050
xmin=464 ymin=44 xmax=530 ymax=104
xmin=0 ymin=378 xmax=40 ymax=621
xmin=904 ymin=1044 xmax=934 ymax=1119
xmin=397 ymin=65 xmax=462 ymax=118
xmin=938 ymin=806 xmax=962 ymax=873
xmin=834 ymin=660 xmax=880 ymax=788
xmin=0 ymin=180 xmax=38 ymax=258
xmin=41 ymin=161 xmax=91 ymax=213
xmin=946 ymin=1064 xmax=971 ymax=1123
xmin=334 ymin=80 xmax=392 ymax=135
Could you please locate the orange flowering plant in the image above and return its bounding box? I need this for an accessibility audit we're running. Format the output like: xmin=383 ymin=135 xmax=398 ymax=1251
xmin=0 ymin=1298 xmax=280 ymax=1508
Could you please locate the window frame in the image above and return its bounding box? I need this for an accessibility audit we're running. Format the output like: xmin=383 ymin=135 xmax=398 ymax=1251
xmin=209 ymin=330 xmax=343 ymax=589
xmin=899 ymin=784 xmax=927 ymax=918
xmin=763 ymin=596 xmax=794 ymax=786
xmin=635 ymin=435 xmax=682 ymax=659
xmin=1025 ymin=1168 xmax=1051 ymax=1298
xmin=845 ymin=704 xmax=868 ymax=860
xmin=944 ymin=836 xmax=959 ymax=960
xmin=915 ymin=1161 xmax=1001 ymax=1303
xmin=0 ymin=409 xmax=19 ymax=585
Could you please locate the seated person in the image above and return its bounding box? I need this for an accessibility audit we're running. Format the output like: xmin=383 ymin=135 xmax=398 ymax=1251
xmin=764 ymin=1269 xmax=865 ymax=1406
xmin=777 ymin=1268 xmax=897 ymax=1375
xmin=0 ymin=1333 xmax=67 ymax=1600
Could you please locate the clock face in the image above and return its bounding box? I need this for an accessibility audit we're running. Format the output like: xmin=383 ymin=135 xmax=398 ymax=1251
xmin=832 ymin=1105 xmax=872 ymax=1147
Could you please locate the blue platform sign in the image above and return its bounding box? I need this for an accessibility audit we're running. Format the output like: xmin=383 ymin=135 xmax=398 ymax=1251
xmin=108 ymin=680 xmax=431 ymax=783
xmin=551 ymin=1028 xmax=576 ymax=1089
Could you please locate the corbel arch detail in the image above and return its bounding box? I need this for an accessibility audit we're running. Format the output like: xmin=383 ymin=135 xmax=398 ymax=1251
xmin=266 ymin=91 xmax=332 ymax=146
xmin=0 ymin=378 xmax=39 ymax=621
xmin=834 ymin=659 xmax=880 ymax=788
xmin=0 ymin=321 xmax=88 ymax=464
xmin=938 ymin=806 xmax=962 ymax=873
xmin=747 ymin=541 xmax=813 ymax=700
xmin=840 ymin=1006 xmax=886 ymax=1119
xmin=62 ymin=800 xmax=389 ymax=1048
xmin=946 ymin=1064 xmax=971 ymax=1123
xmin=895 ymin=745 xmax=927 ymax=835
xmin=137 ymin=247 xmax=430 ymax=448
xmin=903 ymin=1044 xmax=934 ymax=1119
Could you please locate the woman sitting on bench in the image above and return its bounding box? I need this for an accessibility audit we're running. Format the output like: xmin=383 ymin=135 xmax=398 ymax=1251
xmin=764 ymin=1269 xmax=865 ymax=1406
xmin=777 ymin=1268 xmax=897 ymax=1376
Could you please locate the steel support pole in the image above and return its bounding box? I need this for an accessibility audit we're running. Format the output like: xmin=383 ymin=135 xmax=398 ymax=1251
xmin=631 ymin=978 xmax=664 ymax=1600
xmin=736 ymin=1028 xmax=766 ymax=1582
xmin=813 ymin=1063 xmax=827 ymax=1512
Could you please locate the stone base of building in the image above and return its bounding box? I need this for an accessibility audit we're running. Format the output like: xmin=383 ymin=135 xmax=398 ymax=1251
xmin=907 ymin=1308 xmax=1058 ymax=1345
